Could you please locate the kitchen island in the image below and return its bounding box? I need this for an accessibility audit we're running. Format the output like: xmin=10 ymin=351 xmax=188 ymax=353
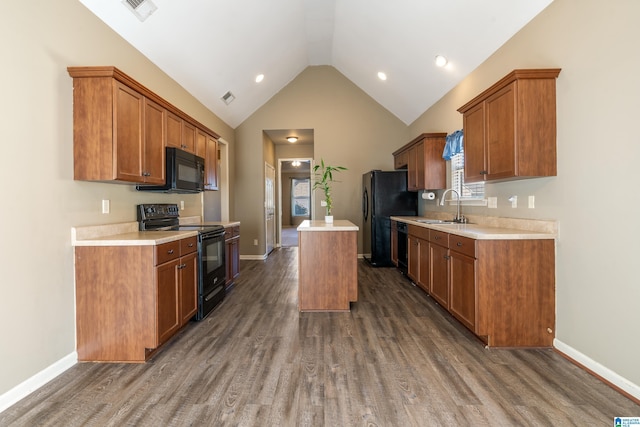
xmin=297 ymin=220 xmax=359 ymax=311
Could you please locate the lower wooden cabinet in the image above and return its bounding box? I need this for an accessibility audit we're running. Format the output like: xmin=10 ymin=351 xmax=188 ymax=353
xmin=224 ymin=225 xmax=240 ymax=289
xmin=449 ymin=247 xmax=476 ymax=331
xmin=429 ymin=240 xmax=450 ymax=309
xmin=74 ymin=235 xmax=198 ymax=362
xmin=390 ymin=220 xmax=398 ymax=266
xmin=399 ymin=223 xmax=555 ymax=347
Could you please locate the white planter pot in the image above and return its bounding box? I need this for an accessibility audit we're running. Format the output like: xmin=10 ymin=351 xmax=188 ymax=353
xmin=324 ymin=215 xmax=334 ymax=223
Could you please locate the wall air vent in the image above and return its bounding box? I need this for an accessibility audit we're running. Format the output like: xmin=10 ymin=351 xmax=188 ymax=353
xmin=221 ymin=91 xmax=236 ymax=105
xmin=122 ymin=0 xmax=158 ymax=22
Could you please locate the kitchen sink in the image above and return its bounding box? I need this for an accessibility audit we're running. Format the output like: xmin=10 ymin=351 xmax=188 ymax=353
xmin=415 ymin=219 xmax=458 ymax=224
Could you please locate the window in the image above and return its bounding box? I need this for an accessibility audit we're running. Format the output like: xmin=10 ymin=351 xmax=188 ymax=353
xmin=291 ymin=178 xmax=310 ymax=217
xmin=450 ymin=150 xmax=485 ymax=202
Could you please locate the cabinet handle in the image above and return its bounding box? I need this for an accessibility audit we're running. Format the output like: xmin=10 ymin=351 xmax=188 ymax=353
xmin=435 ymin=236 xmax=440 ymax=240
xmin=178 ymin=263 xmax=187 ymax=269
xmin=188 ymin=243 xmax=194 ymax=247
xmin=167 ymin=249 xmax=174 ymax=254
xmin=456 ymin=242 xmax=463 ymax=247
xmin=480 ymin=170 xmax=488 ymax=175
xmin=444 ymin=255 xmax=450 ymax=260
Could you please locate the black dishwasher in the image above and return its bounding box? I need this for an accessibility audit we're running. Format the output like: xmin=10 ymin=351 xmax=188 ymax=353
xmin=396 ymin=222 xmax=409 ymax=275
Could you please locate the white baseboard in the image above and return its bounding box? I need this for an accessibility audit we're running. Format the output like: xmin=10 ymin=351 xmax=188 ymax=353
xmin=0 ymin=352 xmax=77 ymax=414
xmin=240 ymin=254 xmax=267 ymax=261
xmin=554 ymin=339 xmax=640 ymax=400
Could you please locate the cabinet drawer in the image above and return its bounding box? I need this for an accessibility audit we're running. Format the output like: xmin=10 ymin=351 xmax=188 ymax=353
xmin=180 ymin=236 xmax=198 ymax=255
xmin=449 ymin=235 xmax=476 ymax=258
xmin=429 ymin=230 xmax=449 ymax=246
xmin=156 ymin=241 xmax=180 ymax=265
xmin=408 ymin=224 xmax=429 ymax=240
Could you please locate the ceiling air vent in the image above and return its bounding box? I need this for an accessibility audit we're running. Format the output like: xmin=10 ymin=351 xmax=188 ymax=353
xmin=221 ymin=91 xmax=236 ymax=105
xmin=122 ymin=0 xmax=158 ymax=22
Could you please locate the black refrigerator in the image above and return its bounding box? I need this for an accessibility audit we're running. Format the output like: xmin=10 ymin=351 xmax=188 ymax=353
xmin=362 ymin=170 xmax=418 ymax=266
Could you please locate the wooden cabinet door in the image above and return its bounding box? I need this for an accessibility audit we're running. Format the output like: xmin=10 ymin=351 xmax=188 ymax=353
xmin=225 ymin=238 xmax=233 ymax=287
xmin=196 ymin=129 xmax=207 ymax=159
xmin=449 ymin=250 xmax=476 ymax=331
xmin=430 ymin=242 xmax=449 ymax=309
xmin=415 ymin=140 xmax=425 ymax=190
xmin=463 ymin=102 xmax=486 ymax=183
xmin=166 ymin=111 xmax=182 ymax=149
xmin=231 ymin=238 xmax=240 ymax=282
xmin=142 ymin=98 xmax=166 ymax=184
xmin=407 ymin=234 xmax=420 ymax=281
xmin=205 ymin=135 xmax=219 ymax=190
xmin=182 ymin=121 xmax=196 ymax=153
xmin=179 ymin=252 xmax=198 ymax=325
xmin=156 ymin=259 xmax=180 ymax=345
xmin=417 ymin=237 xmax=429 ymax=292
xmin=423 ymin=135 xmax=446 ymax=190
xmin=407 ymin=144 xmax=418 ymax=190
xmin=113 ymin=81 xmax=143 ymax=182
xmin=485 ymin=83 xmax=517 ymax=180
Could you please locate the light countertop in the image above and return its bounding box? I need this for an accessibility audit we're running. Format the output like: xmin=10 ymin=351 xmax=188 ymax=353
xmin=72 ymin=218 xmax=240 ymax=246
xmin=297 ymin=220 xmax=359 ymax=231
xmin=391 ymin=216 xmax=556 ymax=240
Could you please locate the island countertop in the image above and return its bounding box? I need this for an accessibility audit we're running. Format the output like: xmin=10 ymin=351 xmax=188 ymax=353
xmin=297 ymin=219 xmax=359 ymax=231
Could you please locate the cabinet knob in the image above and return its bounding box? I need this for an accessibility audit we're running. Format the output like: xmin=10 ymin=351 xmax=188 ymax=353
xmin=188 ymin=243 xmax=194 ymax=247
xmin=167 ymin=249 xmax=174 ymax=254
xmin=456 ymin=242 xmax=463 ymax=247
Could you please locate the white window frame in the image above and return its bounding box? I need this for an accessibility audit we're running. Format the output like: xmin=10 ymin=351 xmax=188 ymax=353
xmin=448 ymin=151 xmax=487 ymax=206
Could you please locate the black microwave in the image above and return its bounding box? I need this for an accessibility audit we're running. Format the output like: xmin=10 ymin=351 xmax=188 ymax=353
xmin=136 ymin=147 xmax=204 ymax=193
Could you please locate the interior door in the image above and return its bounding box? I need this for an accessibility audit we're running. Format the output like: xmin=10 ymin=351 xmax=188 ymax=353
xmin=265 ymin=163 xmax=276 ymax=255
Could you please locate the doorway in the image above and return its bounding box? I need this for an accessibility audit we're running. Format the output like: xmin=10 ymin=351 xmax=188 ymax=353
xmin=265 ymin=162 xmax=276 ymax=255
xmin=278 ymin=158 xmax=312 ymax=247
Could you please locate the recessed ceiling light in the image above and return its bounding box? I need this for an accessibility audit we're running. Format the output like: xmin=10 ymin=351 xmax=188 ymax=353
xmin=435 ymin=55 xmax=448 ymax=67
xmin=255 ymin=74 xmax=264 ymax=83
xmin=287 ymin=136 xmax=298 ymax=143
xmin=377 ymin=72 xmax=387 ymax=81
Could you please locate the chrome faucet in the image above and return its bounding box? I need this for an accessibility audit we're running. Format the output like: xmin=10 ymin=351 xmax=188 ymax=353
xmin=440 ymin=188 xmax=466 ymax=223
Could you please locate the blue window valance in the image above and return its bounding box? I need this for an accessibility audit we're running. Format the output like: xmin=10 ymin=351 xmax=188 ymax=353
xmin=442 ymin=129 xmax=463 ymax=160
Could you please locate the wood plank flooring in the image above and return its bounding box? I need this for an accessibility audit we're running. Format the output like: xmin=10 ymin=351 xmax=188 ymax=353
xmin=2 ymin=247 xmax=638 ymax=426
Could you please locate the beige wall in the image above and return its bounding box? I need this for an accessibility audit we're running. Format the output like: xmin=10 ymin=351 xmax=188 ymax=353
xmin=235 ymin=66 xmax=410 ymax=256
xmin=0 ymin=0 xmax=233 ymax=397
xmin=411 ymin=0 xmax=640 ymax=389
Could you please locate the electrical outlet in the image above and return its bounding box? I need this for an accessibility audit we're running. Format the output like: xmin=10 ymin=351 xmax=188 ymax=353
xmin=509 ymin=195 xmax=518 ymax=208
xmin=180 ymin=200 xmax=184 ymax=210
xmin=101 ymin=199 xmax=110 ymax=214
xmin=488 ymin=197 xmax=497 ymax=209
xmin=528 ymin=195 xmax=535 ymax=209
xmin=253 ymin=239 xmax=258 ymax=246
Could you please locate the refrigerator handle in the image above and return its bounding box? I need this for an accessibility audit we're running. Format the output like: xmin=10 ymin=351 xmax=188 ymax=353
xmin=362 ymin=188 xmax=369 ymax=221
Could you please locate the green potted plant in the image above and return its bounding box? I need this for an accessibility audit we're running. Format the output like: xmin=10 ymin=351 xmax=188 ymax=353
xmin=312 ymin=158 xmax=347 ymax=223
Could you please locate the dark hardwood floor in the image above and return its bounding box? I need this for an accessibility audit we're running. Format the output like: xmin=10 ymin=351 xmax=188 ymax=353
xmin=2 ymin=248 xmax=638 ymax=426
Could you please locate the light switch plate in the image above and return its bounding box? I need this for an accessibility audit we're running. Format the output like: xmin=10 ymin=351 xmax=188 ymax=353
xmin=488 ymin=197 xmax=497 ymax=209
xmin=528 ymin=195 xmax=535 ymax=209
xmin=101 ymin=199 xmax=110 ymax=214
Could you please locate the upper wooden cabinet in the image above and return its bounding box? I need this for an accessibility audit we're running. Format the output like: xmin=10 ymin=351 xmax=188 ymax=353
xmin=205 ymin=134 xmax=219 ymax=190
xmin=458 ymin=69 xmax=561 ymax=183
xmin=393 ymin=133 xmax=447 ymax=191
xmin=68 ymin=66 xmax=220 ymax=185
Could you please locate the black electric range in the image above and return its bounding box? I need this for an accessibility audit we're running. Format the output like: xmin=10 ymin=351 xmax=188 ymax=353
xmin=137 ymin=204 xmax=226 ymax=320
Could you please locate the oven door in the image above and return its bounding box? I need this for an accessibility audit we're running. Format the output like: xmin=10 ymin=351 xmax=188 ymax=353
xmin=197 ymin=230 xmax=226 ymax=320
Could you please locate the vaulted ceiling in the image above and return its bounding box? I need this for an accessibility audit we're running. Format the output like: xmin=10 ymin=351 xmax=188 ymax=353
xmin=78 ymin=0 xmax=553 ymax=129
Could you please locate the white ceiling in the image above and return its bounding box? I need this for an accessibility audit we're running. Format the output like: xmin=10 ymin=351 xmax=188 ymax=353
xmin=78 ymin=0 xmax=554 ymax=129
